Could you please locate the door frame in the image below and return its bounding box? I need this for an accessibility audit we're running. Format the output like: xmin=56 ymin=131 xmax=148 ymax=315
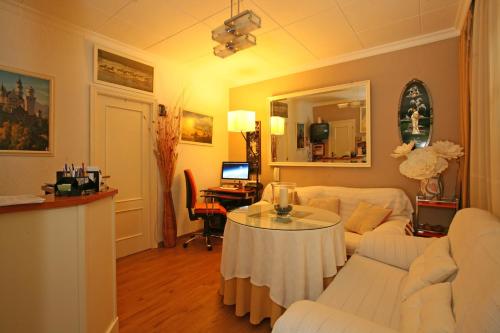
xmin=90 ymin=85 xmax=158 ymax=250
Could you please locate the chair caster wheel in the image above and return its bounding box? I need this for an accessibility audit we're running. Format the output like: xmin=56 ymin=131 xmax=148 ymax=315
xmin=207 ymin=244 xmax=213 ymax=251
xmin=183 ymin=243 xmax=188 ymax=248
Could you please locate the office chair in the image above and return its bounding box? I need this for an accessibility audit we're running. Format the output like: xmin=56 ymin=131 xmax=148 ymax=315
xmin=183 ymin=169 xmax=226 ymax=250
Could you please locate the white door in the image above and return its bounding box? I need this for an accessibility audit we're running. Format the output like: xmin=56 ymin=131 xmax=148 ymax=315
xmin=92 ymin=89 xmax=153 ymax=258
xmin=329 ymin=119 xmax=356 ymax=157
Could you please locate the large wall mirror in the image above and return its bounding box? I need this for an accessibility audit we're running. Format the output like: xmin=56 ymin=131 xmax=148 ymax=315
xmin=268 ymin=80 xmax=371 ymax=167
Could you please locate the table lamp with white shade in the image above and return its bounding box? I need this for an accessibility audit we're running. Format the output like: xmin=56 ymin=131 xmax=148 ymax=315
xmin=270 ymin=115 xmax=285 ymax=162
xmin=227 ymin=110 xmax=260 ymax=199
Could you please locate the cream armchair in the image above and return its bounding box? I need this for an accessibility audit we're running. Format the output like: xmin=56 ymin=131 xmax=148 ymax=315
xmin=273 ymin=208 xmax=500 ymax=333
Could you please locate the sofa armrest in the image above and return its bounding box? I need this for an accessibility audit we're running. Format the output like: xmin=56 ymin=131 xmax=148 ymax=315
xmin=357 ymin=232 xmax=435 ymax=270
xmin=373 ymin=217 xmax=411 ymax=235
xmin=273 ymin=300 xmax=398 ymax=333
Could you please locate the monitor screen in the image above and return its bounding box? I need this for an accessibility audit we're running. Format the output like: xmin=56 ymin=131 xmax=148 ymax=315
xmin=221 ymin=162 xmax=250 ymax=180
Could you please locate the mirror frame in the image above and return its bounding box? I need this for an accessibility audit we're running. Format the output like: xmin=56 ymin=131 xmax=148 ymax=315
xmin=267 ymin=80 xmax=371 ymax=168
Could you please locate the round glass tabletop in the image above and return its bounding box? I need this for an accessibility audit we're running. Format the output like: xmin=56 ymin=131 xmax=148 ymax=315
xmin=227 ymin=203 xmax=342 ymax=231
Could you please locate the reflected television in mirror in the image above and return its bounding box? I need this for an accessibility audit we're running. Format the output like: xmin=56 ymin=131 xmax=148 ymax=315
xmin=268 ymin=80 xmax=371 ymax=167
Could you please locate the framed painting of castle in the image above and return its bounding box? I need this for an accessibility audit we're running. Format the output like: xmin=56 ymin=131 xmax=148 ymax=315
xmin=0 ymin=66 xmax=54 ymax=156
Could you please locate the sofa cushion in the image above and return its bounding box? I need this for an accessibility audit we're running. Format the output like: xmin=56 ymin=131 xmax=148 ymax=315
xmin=306 ymin=196 xmax=340 ymax=214
xmin=273 ymin=300 xmax=399 ymax=333
xmin=358 ymin=233 xmax=434 ymax=270
xmin=401 ymin=236 xmax=457 ymax=301
xmin=400 ymin=282 xmax=455 ymax=333
xmin=344 ymin=231 xmax=362 ymax=256
xmin=293 ymin=186 xmax=413 ymax=221
xmin=345 ymin=201 xmax=392 ymax=234
xmin=447 ymin=208 xmax=500 ymax=333
xmin=317 ymin=254 xmax=407 ymax=330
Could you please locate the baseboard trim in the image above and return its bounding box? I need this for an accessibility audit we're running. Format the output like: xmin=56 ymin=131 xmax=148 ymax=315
xmin=106 ymin=317 xmax=119 ymax=333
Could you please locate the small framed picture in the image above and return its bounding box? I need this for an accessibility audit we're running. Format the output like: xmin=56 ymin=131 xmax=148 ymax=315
xmin=0 ymin=65 xmax=54 ymax=156
xmin=296 ymin=123 xmax=305 ymax=149
xmin=312 ymin=143 xmax=325 ymax=156
xmin=180 ymin=110 xmax=213 ymax=146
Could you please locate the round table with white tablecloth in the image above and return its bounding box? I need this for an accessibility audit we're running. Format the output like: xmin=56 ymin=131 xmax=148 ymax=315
xmin=219 ymin=203 xmax=346 ymax=326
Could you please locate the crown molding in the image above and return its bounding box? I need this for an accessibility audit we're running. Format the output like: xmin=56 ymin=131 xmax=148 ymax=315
xmin=1 ymin=0 xmax=168 ymax=64
xmin=1 ymin=0 xmax=462 ymax=91
xmin=231 ymin=27 xmax=460 ymax=88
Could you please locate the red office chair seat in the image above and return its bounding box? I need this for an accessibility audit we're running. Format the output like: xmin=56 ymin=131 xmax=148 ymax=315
xmin=194 ymin=202 xmax=227 ymax=215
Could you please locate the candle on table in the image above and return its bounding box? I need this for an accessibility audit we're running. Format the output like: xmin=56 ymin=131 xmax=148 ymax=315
xmin=279 ymin=187 xmax=288 ymax=208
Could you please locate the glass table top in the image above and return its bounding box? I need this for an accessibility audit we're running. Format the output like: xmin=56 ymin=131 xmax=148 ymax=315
xmin=227 ymin=203 xmax=341 ymax=231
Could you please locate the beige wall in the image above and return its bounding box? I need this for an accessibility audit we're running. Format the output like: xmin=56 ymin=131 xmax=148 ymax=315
xmin=229 ymin=38 xmax=460 ymax=202
xmin=0 ymin=3 xmax=229 ymax=238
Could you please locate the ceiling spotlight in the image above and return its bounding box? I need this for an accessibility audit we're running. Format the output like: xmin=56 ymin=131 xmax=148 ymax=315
xmin=212 ymin=0 xmax=261 ymax=58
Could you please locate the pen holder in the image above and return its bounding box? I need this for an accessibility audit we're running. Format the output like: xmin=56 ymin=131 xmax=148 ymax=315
xmin=55 ymin=171 xmax=99 ymax=196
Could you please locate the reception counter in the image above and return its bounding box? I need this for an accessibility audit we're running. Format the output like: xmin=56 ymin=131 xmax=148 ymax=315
xmin=0 ymin=189 xmax=119 ymax=333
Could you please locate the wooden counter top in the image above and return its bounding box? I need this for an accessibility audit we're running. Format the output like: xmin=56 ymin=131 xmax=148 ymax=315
xmin=0 ymin=189 xmax=118 ymax=214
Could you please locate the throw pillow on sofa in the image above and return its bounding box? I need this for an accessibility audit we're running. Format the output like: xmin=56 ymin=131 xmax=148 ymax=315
xmin=344 ymin=201 xmax=392 ymax=234
xmin=400 ymin=282 xmax=455 ymax=333
xmin=401 ymin=236 xmax=458 ymax=301
xmin=306 ymin=196 xmax=340 ymax=215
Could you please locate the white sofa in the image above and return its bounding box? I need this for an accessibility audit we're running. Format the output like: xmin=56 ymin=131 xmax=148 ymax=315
xmin=261 ymin=185 xmax=414 ymax=255
xmin=273 ymin=208 xmax=500 ymax=333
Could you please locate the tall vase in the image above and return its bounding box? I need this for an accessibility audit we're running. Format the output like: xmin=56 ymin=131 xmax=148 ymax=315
xmin=162 ymin=190 xmax=177 ymax=248
xmin=419 ymin=175 xmax=444 ymax=199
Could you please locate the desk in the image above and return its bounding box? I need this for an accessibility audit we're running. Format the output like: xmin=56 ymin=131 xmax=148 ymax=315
xmin=0 ymin=189 xmax=118 ymax=333
xmin=220 ymin=203 xmax=346 ymax=326
xmin=206 ymin=187 xmax=256 ymax=209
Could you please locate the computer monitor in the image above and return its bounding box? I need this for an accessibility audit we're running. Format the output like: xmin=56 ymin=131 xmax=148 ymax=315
xmin=221 ymin=162 xmax=250 ymax=182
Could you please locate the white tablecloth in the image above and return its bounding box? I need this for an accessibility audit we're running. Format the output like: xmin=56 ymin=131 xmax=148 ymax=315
xmin=220 ymin=215 xmax=346 ymax=308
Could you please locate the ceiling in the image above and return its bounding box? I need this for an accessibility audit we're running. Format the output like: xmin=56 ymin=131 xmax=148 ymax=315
xmin=15 ymin=0 xmax=466 ymax=86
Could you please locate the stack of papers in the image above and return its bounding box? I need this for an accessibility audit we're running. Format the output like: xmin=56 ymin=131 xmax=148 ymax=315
xmin=0 ymin=195 xmax=46 ymax=207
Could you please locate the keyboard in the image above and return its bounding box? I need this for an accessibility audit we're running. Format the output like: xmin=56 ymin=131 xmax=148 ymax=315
xmin=219 ymin=185 xmax=238 ymax=190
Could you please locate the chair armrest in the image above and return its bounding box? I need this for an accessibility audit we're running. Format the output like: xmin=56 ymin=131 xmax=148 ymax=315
xmin=373 ymin=217 xmax=410 ymax=235
xmin=272 ymin=300 xmax=398 ymax=333
xmin=357 ymin=232 xmax=435 ymax=270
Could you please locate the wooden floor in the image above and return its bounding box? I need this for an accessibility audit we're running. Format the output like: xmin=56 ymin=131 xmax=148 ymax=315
xmin=117 ymin=235 xmax=272 ymax=333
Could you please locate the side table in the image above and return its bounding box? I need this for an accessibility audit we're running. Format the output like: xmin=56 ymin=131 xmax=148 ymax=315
xmin=415 ymin=196 xmax=459 ymax=237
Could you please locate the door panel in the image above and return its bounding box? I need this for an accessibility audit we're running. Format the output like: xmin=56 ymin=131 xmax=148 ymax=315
xmin=93 ymin=92 xmax=152 ymax=258
xmin=329 ymin=119 xmax=355 ymax=157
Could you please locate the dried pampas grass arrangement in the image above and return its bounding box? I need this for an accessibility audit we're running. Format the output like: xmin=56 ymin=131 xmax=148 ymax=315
xmin=155 ymin=105 xmax=182 ymax=248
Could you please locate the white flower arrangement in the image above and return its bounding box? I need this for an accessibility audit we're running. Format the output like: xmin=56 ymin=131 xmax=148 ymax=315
xmin=431 ymin=140 xmax=464 ymax=160
xmin=391 ymin=140 xmax=463 ymax=180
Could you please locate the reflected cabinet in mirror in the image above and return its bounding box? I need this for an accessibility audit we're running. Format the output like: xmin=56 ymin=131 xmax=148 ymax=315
xmin=268 ymin=81 xmax=371 ymax=167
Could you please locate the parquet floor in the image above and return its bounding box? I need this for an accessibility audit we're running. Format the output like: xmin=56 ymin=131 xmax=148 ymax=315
xmin=117 ymin=235 xmax=272 ymax=333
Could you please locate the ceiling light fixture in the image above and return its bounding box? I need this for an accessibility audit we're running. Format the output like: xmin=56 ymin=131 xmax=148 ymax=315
xmin=212 ymin=0 xmax=261 ymax=58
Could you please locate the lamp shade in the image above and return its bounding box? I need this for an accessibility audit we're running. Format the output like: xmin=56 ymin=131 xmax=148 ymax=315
xmin=228 ymin=110 xmax=256 ymax=132
xmin=270 ymin=116 xmax=285 ymax=135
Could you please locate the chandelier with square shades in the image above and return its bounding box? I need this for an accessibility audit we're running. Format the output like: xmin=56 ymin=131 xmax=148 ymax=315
xmin=211 ymin=0 xmax=261 ymax=58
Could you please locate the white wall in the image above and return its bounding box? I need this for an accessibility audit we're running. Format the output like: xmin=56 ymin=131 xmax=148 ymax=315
xmin=0 ymin=2 xmax=229 ymax=239
xmin=276 ymin=100 xmax=312 ymax=162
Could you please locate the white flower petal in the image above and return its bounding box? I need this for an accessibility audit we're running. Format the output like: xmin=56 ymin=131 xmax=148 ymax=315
xmin=391 ymin=141 xmax=415 ymax=158
xmin=432 ymin=140 xmax=464 ymax=160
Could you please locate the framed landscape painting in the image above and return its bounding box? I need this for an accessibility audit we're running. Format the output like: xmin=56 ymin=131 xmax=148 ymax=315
xmin=94 ymin=46 xmax=154 ymax=94
xmin=180 ymin=110 xmax=213 ymax=146
xmin=0 ymin=66 xmax=54 ymax=156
